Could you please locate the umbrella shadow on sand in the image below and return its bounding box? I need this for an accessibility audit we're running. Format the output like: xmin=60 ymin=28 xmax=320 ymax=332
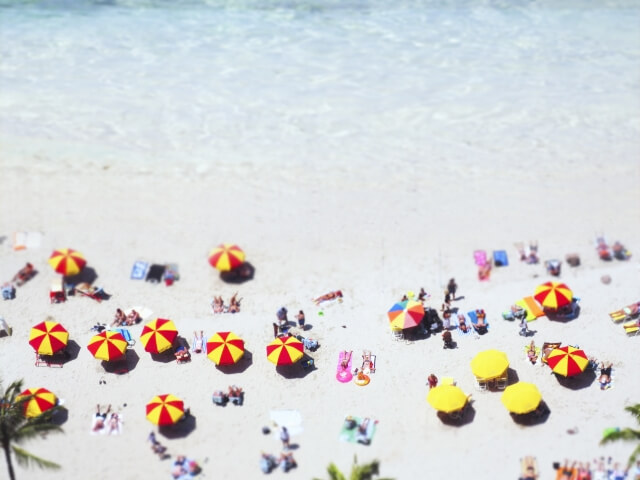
xmin=510 ymin=401 xmax=551 ymax=427
xmin=102 ymin=350 xmax=140 ymax=374
xmin=216 ymin=349 xmax=253 ymax=374
xmin=65 ymin=267 xmax=98 ymax=287
xmin=220 ymin=262 xmax=255 ymax=284
xmin=275 ymin=361 xmax=315 ymax=379
xmin=436 ymin=404 xmax=476 ymax=427
xmin=554 ymin=369 xmax=597 ymax=390
xmin=62 ymin=339 xmax=82 ymax=363
xmin=159 ymin=414 xmax=197 ymax=439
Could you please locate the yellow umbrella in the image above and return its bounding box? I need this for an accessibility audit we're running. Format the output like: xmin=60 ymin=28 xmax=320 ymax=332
xmin=427 ymin=385 xmax=469 ymax=413
xmin=470 ymin=349 xmax=509 ymax=380
xmin=501 ymin=382 xmax=542 ymax=414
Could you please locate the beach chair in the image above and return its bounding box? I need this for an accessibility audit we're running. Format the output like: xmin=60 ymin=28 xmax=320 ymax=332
xmin=609 ymin=302 xmax=640 ymax=323
xmin=475 ymin=376 xmax=488 ymax=391
xmin=74 ymin=283 xmax=104 ymax=302
xmin=493 ymin=250 xmax=509 ymax=267
xmin=0 ymin=317 xmax=10 ymax=337
xmin=391 ymin=328 xmax=404 ymax=341
xmin=545 ymin=259 xmax=562 ymax=276
xmin=295 ymin=334 xmax=319 ymax=352
xmin=228 ymin=386 xmax=244 ymax=405
xmin=1 ymin=283 xmax=15 ymax=300
xmin=495 ymin=371 xmax=508 ymax=390
xmin=212 ymin=390 xmax=228 ymax=406
xmin=362 ymin=350 xmax=376 ymax=374
xmin=35 ymin=352 xmax=65 ymax=368
xmin=49 ymin=279 xmax=66 ymax=304
xmin=623 ymin=320 xmax=639 ymax=336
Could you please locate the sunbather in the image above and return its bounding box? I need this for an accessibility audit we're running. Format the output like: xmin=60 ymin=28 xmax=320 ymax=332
xmin=526 ymin=341 xmax=538 ymax=364
xmin=340 ymin=351 xmax=352 ymax=369
xmin=125 ymin=309 xmax=140 ymax=325
xmin=112 ymin=308 xmax=127 ymax=326
xmin=599 ymin=362 xmax=613 ymax=390
xmin=107 ymin=413 xmax=120 ymax=435
xmin=313 ymin=290 xmax=343 ymax=305
xmin=93 ymin=404 xmax=111 ymax=432
xmin=212 ymin=296 xmax=225 ymax=314
xmin=475 ymin=310 xmax=487 ymax=328
xmin=228 ymin=292 xmax=241 ymax=313
xmin=457 ymin=314 xmax=469 ymax=333
xmin=192 ymin=331 xmax=204 ymax=353
xmin=13 ymin=262 xmax=35 ymax=286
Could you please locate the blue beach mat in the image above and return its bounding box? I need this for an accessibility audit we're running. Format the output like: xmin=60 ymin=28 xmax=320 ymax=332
xmin=493 ymin=250 xmax=509 ymax=266
xmin=130 ymin=261 xmax=149 ymax=280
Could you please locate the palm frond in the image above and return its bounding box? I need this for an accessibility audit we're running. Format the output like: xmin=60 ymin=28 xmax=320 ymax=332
xmin=625 ymin=404 xmax=640 ymax=424
xmin=601 ymin=428 xmax=640 ymax=445
xmin=11 ymin=445 xmax=60 ymax=470
xmin=326 ymin=462 xmax=347 ymax=480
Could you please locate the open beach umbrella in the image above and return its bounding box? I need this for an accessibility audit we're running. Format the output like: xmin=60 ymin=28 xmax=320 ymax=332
xmin=140 ymin=318 xmax=178 ymax=354
xmin=208 ymin=243 xmax=245 ymax=271
xmin=470 ymin=349 xmax=509 ymax=380
xmin=546 ymin=345 xmax=588 ymax=377
xmin=501 ymin=382 xmax=542 ymax=414
xmin=16 ymin=387 xmax=58 ymax=418
xmin=87 ymin=331 xmax=127 ymax=361
xmin=387 ymin=300 xmax=425 ymax=330
xmin=29 ymin=320 xmax=69 ymax=355
xmin=146 ymin=394 xmax=184 ymax=426
xmin=427 ymin=385 xmax=469 ymax=413
xmin=48 ymin=248 xmax=87 ymax=276
xmin=534 ymin=281 xmax=573 ymax=309
xmin=266 ymin=336 xmax=304 ymax=365
xmin=207 ymin=331 xmax=245 ymax=365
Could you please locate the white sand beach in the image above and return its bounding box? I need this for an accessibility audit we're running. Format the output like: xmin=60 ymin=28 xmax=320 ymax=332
xmin=1 ymin=158 xmax=639 ymax=479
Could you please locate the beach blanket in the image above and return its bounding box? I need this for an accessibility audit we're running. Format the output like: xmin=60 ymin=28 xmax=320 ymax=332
xmin=493 ymin=250 xmax=509 ymax=266
xmin=12 ymin=231 xmax=42 ymax=250
xmin=339 ymin=416 xmax=377 ymax=445
xmin=455 ymin=313 xmax=474 ymax=337
xmin=270 ymin=410 xmax=303 ymax=437
xmin=130 ymin=261 xmax=149 ymax=280
xmin=473 ymin=250 xmax=488 ymax=266
xmin=515 ymin=297 xmax=545 ymax=322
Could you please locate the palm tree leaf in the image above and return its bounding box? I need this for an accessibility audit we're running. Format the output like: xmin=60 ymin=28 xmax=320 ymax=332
xmin=11 ymin=445 xmax=61 ymax=470
xmin=601 ymin=428 xmax=640 ymax=445
xmin=326 ymin=463 xmax=347 ymax=480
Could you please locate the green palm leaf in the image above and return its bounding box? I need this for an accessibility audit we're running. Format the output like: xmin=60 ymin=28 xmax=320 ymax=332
xmin=600 ymin=403 xmax=640 ymax=468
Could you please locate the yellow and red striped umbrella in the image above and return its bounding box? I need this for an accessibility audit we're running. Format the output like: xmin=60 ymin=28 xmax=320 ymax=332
xmin=207 ymin=331 xmax=245 ymax=365
xmin=534 ymin=281 xmax=573 ymax=309
xmin=471 ymin=349 xmax=509 ymax=380
xmin=48 ymin=248 xmax=87 ymax=276
xmin=208 ymin=244 xmax=245 ymax=272
xmin=387 ymin=300 xmax=425 ymax=329
xmin=29 ymin=320 xmax=69 ymax=355
xmin=140 ymin=318 xmax=178 ymax=354
xmin=87 ymin=331 xmax=127 ymax=361
xmin=547 ymin=345 xmax=588 ymax=377
xmin=266 ymin=336 xmax=304 ymax=365
xmin=146 ymin=394 xmax=184 ymax=426
xmin=427 ymin=385 xmax=469 ymax=413
xmin=16 ymin=387 xmax=58 ymax=418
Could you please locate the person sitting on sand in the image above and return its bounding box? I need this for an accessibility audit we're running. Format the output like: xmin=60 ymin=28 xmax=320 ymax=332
xmin=457 ymin=314 xmax=469 ymax=333
xmin=418 ymin=288 xmax=429 ymax=302
xmin=125 ymin=309 xmax=141 ymax=325
xmin=313 ymin=290 xmax=343 ymax=305
xmin=427 ymin=374 xmax=438 ymax=389
xmin=276 ymin=307 xmax=288 ymax=324
xmin=112 ymin=308 xmax=127 ymax=326
xmin=212 ymin=296 xmax=225 ymax=314
xmin=442 ymin=309 xmax=451 ymax=330
xmin=279 ymin=451 xmax=297 ymax=472
xmin=228 ymin=385 xmax=243 ymax=405
xmin=442 ymin=330 xmax=453 ymax=347
xmin=599 ymin=362 xmax=613 ymax=390
xmin=172 ymin=455 xmax=189 ymax=479
xmin=526 ymin=341 xmax=538 ymax=364
xmin=228 ymin=292 xmax=241 ymax=314
xmin=174 ymin=346 xmax=190 ymax=363
xmin=356 ymin=418 xmax=373 ymax=444
xmin=260 ymin=453 xmax=277 ymax=474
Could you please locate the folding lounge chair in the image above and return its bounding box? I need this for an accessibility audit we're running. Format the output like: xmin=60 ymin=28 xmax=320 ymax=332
xmin=35 ymin=352 xmax=64 ymax=368
xmin=75 ymin=283 xmax=104 ymax=302
xmin=391 ymin=328 xmax=404 ymax=341
xmin=609 ymin=302 xmax=640 ymax=323
xmin=212 ymin=391 xmax=228 ymax=406
xmin=49 ymin=279 xmax=66 ymax=304
xmin=623 ymin=320 xmax=640 ymax=336
xmin=495 ymin=371 xmax=508 ymax=390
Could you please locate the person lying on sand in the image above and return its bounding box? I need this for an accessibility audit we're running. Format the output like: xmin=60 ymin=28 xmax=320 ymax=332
xmin=313 ymin=290 xmax=343 ymax=305
xmin=112 ymin=308 xmax=127 ymax=326
xmin=125 ymin=309 xmax=140 ymax=325
xmin=93 ymin=404 xmax=111 ymax=432
xmin=212 ymin=296 xmax=225 ymax=314
xmin=457 ymin=314 xmax=469 ymax=333
xmin=526 ymin=341 xmax=538 ymax=364
xmin=228 ymin=292 xmax=241 ymax=313
xmin=599 ymin=362 xmax=613 ymax=390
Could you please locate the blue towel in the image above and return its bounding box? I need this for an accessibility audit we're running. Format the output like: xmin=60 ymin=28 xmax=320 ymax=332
xmin=130 ymin=261 xmax=149 ymax=280
xmin=113 ymin=328 xmax=132 ymax=343
xmin=493 ymin=250 xmax=509 ymax=266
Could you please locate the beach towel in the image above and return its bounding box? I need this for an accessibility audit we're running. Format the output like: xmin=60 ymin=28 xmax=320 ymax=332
xmin=130 ymin=261 xmax=149 ymax=280
xmin=336 ymin=351 xmax=353 ymax=383
xmin=468 ymin=310 xmax=489 ymax=334
xmin=339 ymin=416 xmax=377 ymax=445
xmin=270 ymin=410 xmax=303 ymax=437
xmin=12 ymin=231 xmax=42 ymax=250
xmin=455 ymin=313 xmax=474 ymax=337
xmin=191 ymin=334 xmax=206 ymax=354
xmin=91 ymin=412 xmax=122 ymax=435
xmin=515 ymin=297 xmax=545 ymax=322
xmin=473 ymin=250 xmax=488 ymax=266
xmin=493 ymin=250 xmax=509 ymax=266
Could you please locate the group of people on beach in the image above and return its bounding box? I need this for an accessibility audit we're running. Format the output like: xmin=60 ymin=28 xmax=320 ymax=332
xmin=547 ymin=457 xmax=638 ymax=480
xmin=92 ymin=404 xmax=122 ymax=435
xmin=211 ymin=293 xmax=241 ymax=314
xmin=112 ymin=308 xmax=141 ymax=326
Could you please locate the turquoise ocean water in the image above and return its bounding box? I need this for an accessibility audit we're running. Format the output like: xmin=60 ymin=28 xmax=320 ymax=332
xmin=1 ymin=0 xmax=639 ymax=172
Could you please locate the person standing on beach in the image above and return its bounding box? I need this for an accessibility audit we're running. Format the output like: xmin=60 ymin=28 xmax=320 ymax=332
xmin=447 ymin=278 xmax=458 ymax=300
xmin=279 ymin=426 xmax=290 ymax=450
xmin=296 ymin=310 xmax=305 ymax=330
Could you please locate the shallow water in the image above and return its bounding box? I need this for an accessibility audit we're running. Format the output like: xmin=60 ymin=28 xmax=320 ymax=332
xmin=1 ymin=0 xmax=639 ymax=174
